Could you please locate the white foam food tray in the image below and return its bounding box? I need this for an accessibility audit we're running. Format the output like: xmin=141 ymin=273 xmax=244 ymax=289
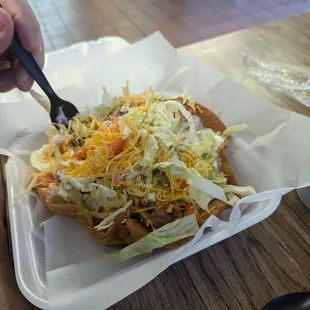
xmin=3 ymin=35 xmax=284 ymax=310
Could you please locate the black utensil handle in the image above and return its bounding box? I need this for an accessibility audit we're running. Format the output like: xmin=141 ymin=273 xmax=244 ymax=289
xmin=10 ymin=33 xmax=55 ymax=98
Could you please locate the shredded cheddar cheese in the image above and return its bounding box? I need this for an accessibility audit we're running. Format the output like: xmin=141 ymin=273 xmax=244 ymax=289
xmin=29 ymin=85 xmax=254 ymax=236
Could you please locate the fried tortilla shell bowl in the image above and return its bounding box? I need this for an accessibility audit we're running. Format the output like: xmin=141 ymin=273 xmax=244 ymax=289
xmin=37 ymin=187 xmax=149 ymax=246
xmin=164 ymin=103 xmax=238 ymax=248
xmin=164 ymin=199 xmax=229 ymax=248
xmin=36 ymin=102 xmax=237 ymax=250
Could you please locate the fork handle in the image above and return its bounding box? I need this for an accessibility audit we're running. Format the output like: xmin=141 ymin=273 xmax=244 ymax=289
xmin=10 ymin=33 xmax=56 ymax=99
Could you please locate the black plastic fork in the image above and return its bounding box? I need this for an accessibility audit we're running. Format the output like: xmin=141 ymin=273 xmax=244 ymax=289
xmin=9 ymin=32 xmax=79 ymax=127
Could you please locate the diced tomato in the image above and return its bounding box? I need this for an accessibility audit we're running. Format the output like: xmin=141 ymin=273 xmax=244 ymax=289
xmin=72 ymin=148 xmax=86 ymax=160
xmin=113 ymin=174 xmax=124 ymax=184
xmin=185 ymin=204 xmax=200 ymax=222
xmin=185 ymin=204 xmax=195 ymax=215
xmin=63 ymin=150 xmax=75 ymax=157
xmin=180 ymin=180 xmax=189 ymax=190
xmin=111 ymin=137 xmax=126 ymax=155
xmin=37 ymin=174 xmax=55 ymax=187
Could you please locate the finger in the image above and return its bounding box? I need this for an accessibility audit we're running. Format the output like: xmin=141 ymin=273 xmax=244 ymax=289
xmin=0 ymin=67 xmax=15 ymax=92
xmin=1 ymin=0 xmax=42 ymax=53
xmin=0 ymin=8 xmax=14 ymax=55
xmin=16 ymin=33 xmax=45 ymax=92
xmin=1 ymin=0 xmax=45 ymax=92
xmin=15 ymin=49 xmax=45 ymax=91
xmin=0 ymin=55 xmax=19 ymax=92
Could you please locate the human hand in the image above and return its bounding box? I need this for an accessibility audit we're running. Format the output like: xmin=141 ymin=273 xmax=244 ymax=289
xmin=0 ymin=0 xmax=44 ymax=93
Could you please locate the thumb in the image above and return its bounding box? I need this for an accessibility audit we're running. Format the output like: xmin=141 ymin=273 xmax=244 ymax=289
xmin=0 ymin=8 xmax=13 ymax=55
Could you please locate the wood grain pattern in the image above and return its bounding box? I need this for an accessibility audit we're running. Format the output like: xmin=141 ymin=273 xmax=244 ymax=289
xmin=111 ymin=14 xmax=310 ymax=310
xmin=184 ymin=13 xmax=310 ymax=117
xmin=112 ymin=193 xmax=310 ymax=310
xmin=1 ymin=13 xmax=310 ymax=310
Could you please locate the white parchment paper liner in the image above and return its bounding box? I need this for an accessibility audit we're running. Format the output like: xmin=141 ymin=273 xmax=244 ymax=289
xmin=1 ymin=33 xmax=310 ymax=310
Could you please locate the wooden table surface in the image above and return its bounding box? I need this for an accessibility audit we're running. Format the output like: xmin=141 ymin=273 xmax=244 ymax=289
xmin=1 ymin=13 xmax=310 ymax=310
xmin=111 ymin=13 xmax=310 ymax=310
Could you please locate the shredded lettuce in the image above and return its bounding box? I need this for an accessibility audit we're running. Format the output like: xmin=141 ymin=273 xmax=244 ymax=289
xmin=61 ymin=175 xmax=114 ymax=196
xmin=121 ymin=108 xmax=146 ymax=126
xmin=192 ymin=115 xmax=203 ymax=128
xmin=52 ymin=134 xmax=66 ymax=144
xmin=93 ymin=87 xmax=116 ymax=118
xmin=188 ymin=187 xmax=212 ymax=211
xmin=222 ymin=124 xmax=248 ymax=138
xmin=185 ymin=170 xmax=227 ymax=202
xmin=109 ymin=214 xmax=199 ymax=262
xmin=147 ymin=103 xmax=172 ymax=131
xmin=214 ymin=134 xmax=226 ymax=150
xmin=120 ymin=101 xmax=131 ymax=113
xmin=166 ymin=204 xmax=173 ymax=213
xmin=118 ymin=119 xmax=132 ymax=138
xmin=211 ymin=173 xmax=227 ymax=186
xmin=226 ymin=192 xmax=240 ymax=206
xmin=154 ymin=159 xmax=227 ymax=202
xmin=189 ymin=130 xmax=215 ymax=157
xmin=164 ymin=100 xmax=196 ymax=134
xmin=142 ymin=135 xmax=158 ymax=168
xmin=65 ymin=187 xmax=127 ymax=212
xmin=224 ymin=185 xmax=256 ymax=197
xmin=59 ymin=174 xmax=129 ymax=212
xmin=153 ymin=132 xmax=175 ymax=148
xmin=95 ymin=201 xmax=132 ymax=231
xmin=71 ymin=122 xmax=91 ymax=139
